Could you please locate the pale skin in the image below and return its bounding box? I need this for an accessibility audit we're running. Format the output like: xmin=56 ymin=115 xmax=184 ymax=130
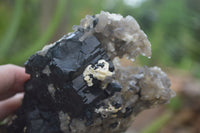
xmin=0 ymin=64 xmax=30 ymax=121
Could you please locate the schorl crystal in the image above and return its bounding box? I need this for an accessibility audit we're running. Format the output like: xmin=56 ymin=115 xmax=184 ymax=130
xmin=7 ymin=11 xmax=175 ymax=133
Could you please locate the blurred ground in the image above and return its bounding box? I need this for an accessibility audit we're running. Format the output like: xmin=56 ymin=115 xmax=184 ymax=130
xmin=1 ymin=68 xmax=199 ymax=133
xmin=0 ymin=0 xmax=200 ymax=133
xmin=125 ymin=69 xmax=200 ymax=133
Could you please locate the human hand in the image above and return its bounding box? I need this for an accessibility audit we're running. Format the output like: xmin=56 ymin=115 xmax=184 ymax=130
xmin=0 ymin=64 xmax=30 ymax=121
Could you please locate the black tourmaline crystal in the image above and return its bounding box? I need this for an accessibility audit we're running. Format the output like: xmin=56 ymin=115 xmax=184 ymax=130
xmin=7 ymin=11 xmax=175 ymax=133
xmin=8 ymin=31 xmax=117 ymax=132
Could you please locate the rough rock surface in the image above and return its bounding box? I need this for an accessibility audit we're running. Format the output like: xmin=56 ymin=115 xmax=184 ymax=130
xmin=7 ymin=11 xmax=175 ymax=133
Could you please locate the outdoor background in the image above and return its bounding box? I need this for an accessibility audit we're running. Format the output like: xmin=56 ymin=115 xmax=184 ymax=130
xmin=0 ymin=0 xmax=200 ymax=133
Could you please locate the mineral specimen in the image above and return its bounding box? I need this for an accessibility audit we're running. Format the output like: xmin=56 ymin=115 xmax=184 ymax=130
xmin=7 ymin=11 xmax=175 ymax=133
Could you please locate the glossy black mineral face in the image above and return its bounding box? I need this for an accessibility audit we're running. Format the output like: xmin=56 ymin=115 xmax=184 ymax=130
xmin=7 ymin=11 xmax=175 ymax=133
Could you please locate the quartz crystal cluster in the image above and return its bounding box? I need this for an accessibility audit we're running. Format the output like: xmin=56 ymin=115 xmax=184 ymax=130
xmin=7 ymin=11 xmax=175 ymax=133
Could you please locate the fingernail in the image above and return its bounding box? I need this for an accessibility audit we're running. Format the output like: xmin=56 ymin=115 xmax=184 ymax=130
xmin=14 ymin=93 xmax=24 ymax=99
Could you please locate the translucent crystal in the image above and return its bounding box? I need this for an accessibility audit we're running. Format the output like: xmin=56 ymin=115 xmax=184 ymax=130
xmin=8 ymin=11 xmax=175 ymax=133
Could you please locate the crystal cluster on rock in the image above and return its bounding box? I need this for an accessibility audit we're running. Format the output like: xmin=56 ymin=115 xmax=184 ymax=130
xmin=7 ymin=11 xmax=175 ymax=133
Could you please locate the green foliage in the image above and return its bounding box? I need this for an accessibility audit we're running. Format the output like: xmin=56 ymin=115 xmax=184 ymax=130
xmin=6 ymin=0 xmax=68 ymax=65
xmin=106 ymin=0 xmax=200 ymax=77
xmin=0 ymin=0 xmax=199 ymax=78
xmin=0 ymin=2 xmax=12 ymax=40
xmin=0 ymin=0 xmax=198 ymax=131
xmin=0 ymin=0 xmax=25 ymax=60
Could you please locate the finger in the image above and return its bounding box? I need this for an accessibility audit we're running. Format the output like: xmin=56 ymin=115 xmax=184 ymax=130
xmin=0 ymin=64 xmax=30 ymax=100
xmin=0 ymin=93 xmax=24 ymax=121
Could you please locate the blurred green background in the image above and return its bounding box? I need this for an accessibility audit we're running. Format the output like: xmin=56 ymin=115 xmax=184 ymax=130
xmin=0 ymin=0 xmax=200 ymax=78
xmin=0 ymin=0 xmax=200 ymax=133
